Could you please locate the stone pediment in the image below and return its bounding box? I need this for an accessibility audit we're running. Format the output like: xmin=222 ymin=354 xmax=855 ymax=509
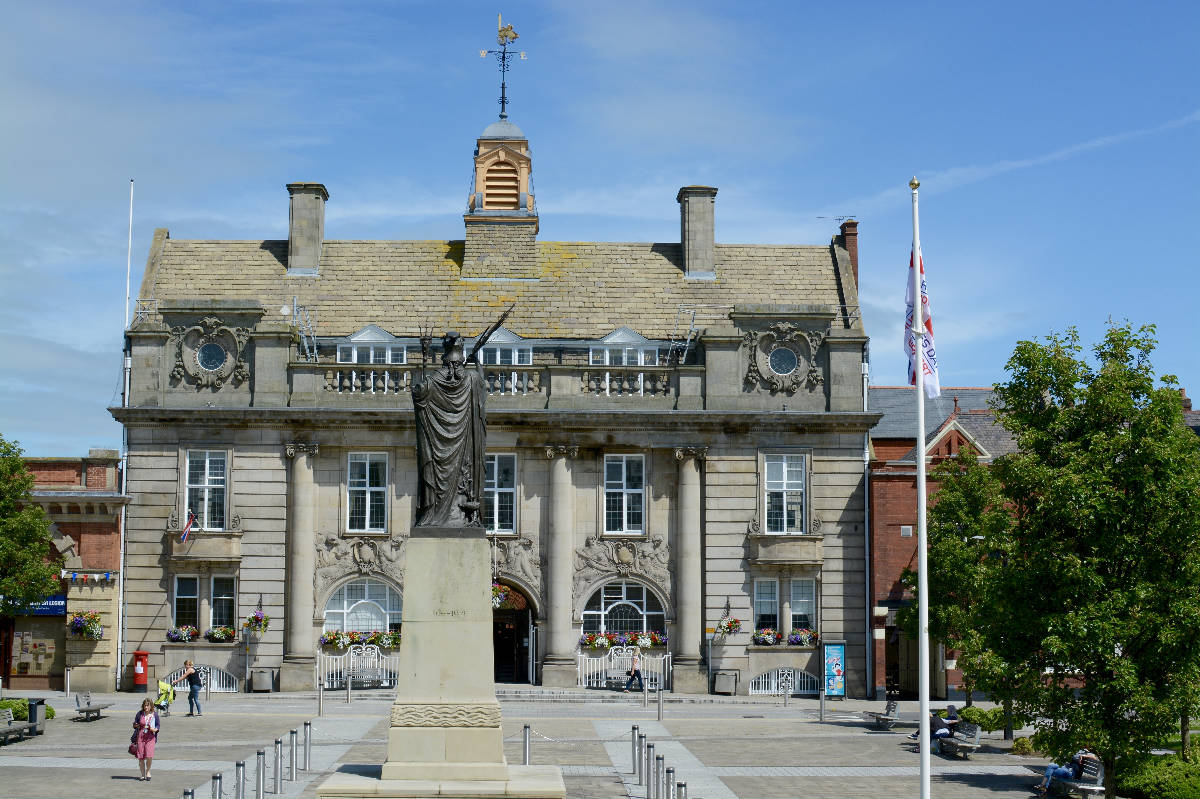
xmin=599 ymin=327 xmax=651 ymax=345
xmin=345 ymin=325 xmax=397 ymax=343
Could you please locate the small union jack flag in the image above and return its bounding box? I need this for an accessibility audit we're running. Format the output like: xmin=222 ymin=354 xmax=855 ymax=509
xmin=180 ymin=509 xmax=197 ymax=542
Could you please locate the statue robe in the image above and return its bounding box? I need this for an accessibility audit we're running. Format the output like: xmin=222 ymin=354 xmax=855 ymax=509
xmin=412 ymin=364 xmax=487 ymax=527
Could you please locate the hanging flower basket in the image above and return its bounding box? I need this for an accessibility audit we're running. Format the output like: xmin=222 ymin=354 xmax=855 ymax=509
xmin=205 ymin=626 xmax=237 ymax=643
xmin=166 ymin=625 xmax=199 ymax=642
xmin=67 ymin=610 xmax=103 ymax=640
xmin=318 ymin=630 xmax=401 ymax=650
xmin=715 ymin=617 xmax=742 ymax=638
xmin=491 ymin=583 xmax=526 ymax=610
xmin=244 ymin=610 xmax=270 ymax=633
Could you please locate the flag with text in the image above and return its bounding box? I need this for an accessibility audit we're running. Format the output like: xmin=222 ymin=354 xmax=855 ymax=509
xmin=904 ymin=250 xmax=941 ymax=398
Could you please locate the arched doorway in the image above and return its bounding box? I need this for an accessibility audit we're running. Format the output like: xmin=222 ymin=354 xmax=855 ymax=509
xmin=492 ymin=583 xmax=533 ymax=683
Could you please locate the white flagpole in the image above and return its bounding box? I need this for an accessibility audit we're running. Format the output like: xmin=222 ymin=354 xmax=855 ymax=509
xmin=910 ymin=176 xmax=931 ymax=799
xmin=125 ymin=178 xmax=134 ymax=328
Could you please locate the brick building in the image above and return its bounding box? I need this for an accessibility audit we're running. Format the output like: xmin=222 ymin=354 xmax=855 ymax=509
xmin=1 ymin=450 xmax=126 ymax=692
xmin=114 ymin=116 xmax=879 ymax=694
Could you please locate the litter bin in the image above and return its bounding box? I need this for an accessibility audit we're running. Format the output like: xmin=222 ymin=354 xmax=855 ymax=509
xmin=251 ymin=669 xmax=273 ymax=693
xmin=27 ymin=698 xmax=46 ymax=735
xmin=133 ymin=650 xmax=150 ymax=693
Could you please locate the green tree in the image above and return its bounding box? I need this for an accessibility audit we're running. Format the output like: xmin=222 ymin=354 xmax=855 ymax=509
xmin=0 ymin=436 xmax=61 ymax=615
xmin=916 ymin=323 xmax=1200 ymax=798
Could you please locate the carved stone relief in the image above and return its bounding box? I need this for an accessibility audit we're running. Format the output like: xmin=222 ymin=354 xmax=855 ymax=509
xmin=490 ymin=534 xmax=541 ymax=595
xmin=314 ymin=533 xmax=407 ymax=597
xmin=169 ymin=316 xmax=251 ymax=389
xmin=167 ymin=507 xmax=242 ymax=533
xmin=743 ymin=322 xmax=826 ymax=394
xmin=572 ymin=535 xmax=672 ymax=606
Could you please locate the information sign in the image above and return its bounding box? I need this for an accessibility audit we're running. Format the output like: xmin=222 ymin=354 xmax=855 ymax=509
xmin=823 ymin=642 xmax=846 ymax=697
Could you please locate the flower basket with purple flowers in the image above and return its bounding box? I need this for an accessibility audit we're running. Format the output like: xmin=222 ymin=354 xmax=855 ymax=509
xmin=786 ymin=628 xmax=818 ymax=646
xmin=67 ymin=610 xmax=103 ymax=640
xmin=752 ymin=628 xmax=782 ymax=646
xmin=244 ymin=610 xmax=270 ymax=633
xmin=166 ymin=625 xmax=199 ymax=642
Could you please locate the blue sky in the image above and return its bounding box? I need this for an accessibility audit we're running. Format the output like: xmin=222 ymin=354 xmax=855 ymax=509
xmin=2 ymin=1 xmax=1197 ymax=456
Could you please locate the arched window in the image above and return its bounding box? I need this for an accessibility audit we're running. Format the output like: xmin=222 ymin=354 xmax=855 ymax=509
xmin=323 ymin=578 xmax=402 ymax=632
xmin=580 ymin=580 xmax=665 ymax=635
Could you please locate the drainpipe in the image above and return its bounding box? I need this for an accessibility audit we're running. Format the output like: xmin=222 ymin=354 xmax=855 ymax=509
xmin=862 ymin=346 xmax=872 ymax=699
xmin=117 ymin=342 xmax=131 ymax=690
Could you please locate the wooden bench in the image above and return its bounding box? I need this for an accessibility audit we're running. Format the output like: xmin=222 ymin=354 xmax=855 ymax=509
xmin=1051 ymin=758 xmax=1105 ymax=797
xmin=75 ymin=690 xmax=114 ymax=721
xmin=0 ymin=708 xmax=36 ymax=744
xmin=938 ymin=721 xmax=981 ymax=758
xmin=866 ymin=699 xmax=899 ymax=730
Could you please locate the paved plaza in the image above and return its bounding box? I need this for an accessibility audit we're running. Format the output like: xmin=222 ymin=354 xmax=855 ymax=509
xmin=0 ymin=688 xmax=1050 ymax=798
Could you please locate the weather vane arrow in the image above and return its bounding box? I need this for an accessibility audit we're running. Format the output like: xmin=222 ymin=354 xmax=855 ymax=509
xmin=479 ymin=13 xmax=526 ymax=120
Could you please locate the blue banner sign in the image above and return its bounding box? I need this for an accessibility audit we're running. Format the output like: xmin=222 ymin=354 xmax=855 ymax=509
xmin=824 ymin=642 xmax=846 ymax=697
xmin=27 ymin=594 xmax=67 ymax=616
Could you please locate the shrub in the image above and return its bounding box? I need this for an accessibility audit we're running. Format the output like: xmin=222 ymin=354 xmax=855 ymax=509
xmin=1011 ymin=737 xmax=1034 ymax=756
xmin=956 ymin=705 xmax=1028 ymax=733
xmin=0 ymin=699 xmax=55 ymax=720
xmin=1116 ymin=756 xmax=1200 ymax=799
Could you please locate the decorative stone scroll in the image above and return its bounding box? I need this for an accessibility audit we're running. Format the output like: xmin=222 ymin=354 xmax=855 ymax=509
xmin=169 ymin=316 xmax=251 ymax=389
xmin=285 ymin=443 xmax=319 ymax=458
xmin=673 ymin=446 xmax=708 ymax=462
xmin=314 ymin=533 xmax=407 ymax=597
xmin=543 ymin=445 xmax=579 ymax=460
xmin=743 ymin=322 xmax=826 ymax=394
xmin=491 ymin=533 xmax=541 ymax=594
xmin=389 ymin=702 xmax=502 ymax=727
xmin=572 ymin=534 xmax=671 ymax=603
xmin=167 ymin=508 xmax=242 ymax=533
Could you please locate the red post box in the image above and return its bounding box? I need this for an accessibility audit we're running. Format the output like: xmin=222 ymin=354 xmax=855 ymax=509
xmin=133 ymin=650 xmax=150 ymax=693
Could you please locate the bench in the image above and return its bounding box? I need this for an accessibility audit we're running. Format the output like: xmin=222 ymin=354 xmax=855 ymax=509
xmin=866 ymin=699 xmax=899 ymax=730
xmin=1051 ymin=758 xmax=1105 ymax=797
xmin=938 ymin=721 xmax=981 ymax=758
xmin=0 ymin=708 xmax=36 ymax=744
xmin=75 ymin=690 xmax=114 ymax=721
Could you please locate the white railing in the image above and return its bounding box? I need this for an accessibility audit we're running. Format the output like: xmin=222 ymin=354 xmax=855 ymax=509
xmin=577 ymin=645 xmax=672 ymax=690
xmin=318 ymin=644 xmax=401 ymax=689
xmin=748 ymin=667 xmax=819 ymax=696
xmin=327 ymin=367 xmax=413 ymax=394
xmin=161 ymin=664 xmax=239 ymax=693
xmin=581 ymin=368 xmax=673 ymax=397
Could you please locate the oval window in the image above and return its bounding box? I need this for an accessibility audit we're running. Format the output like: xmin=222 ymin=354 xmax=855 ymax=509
xmin=197 ymin=342 xmax=227 ymax=371
xmin=768 ymin=346 xmax=798 ymax=376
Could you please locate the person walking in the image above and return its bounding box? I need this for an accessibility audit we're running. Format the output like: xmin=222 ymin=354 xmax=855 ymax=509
xmin=132 ymin=698 xmax=160 ymax=781
xmin=623 ymin=649 xmax=644 ymax=692
xmin=172 ymin=659 xmax=203 ymax=716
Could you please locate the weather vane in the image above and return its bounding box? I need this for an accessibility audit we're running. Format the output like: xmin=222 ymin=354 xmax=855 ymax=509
xmin=479 ymin=13 xmax=526 ymax=120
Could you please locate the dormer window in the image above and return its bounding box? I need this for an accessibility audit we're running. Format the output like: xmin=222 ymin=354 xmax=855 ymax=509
xmin=337 ymin=345 xmax=406 ymax=365
xmin=481 ymin=346 xmax=531 ymax=366
xmin=589 ymin=347 xmax=660 ymax=367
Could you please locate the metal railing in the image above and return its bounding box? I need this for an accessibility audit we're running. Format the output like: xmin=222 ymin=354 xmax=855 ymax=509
xmin=748 ymin=666 xmax=819 ymax=696
xmin=162 ymin=664 xmax=239 ymax=693
xmin=576 ymin=646 xmax=672 ymax=690
xmin=318 ymin=644 xmax=401 ymax=690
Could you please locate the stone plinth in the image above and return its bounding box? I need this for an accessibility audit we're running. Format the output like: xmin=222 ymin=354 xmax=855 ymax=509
xmin=317 ymin=525 xmax=564 ymax=799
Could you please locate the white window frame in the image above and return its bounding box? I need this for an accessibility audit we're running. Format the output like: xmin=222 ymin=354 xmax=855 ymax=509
xmin=480 ymin=346 xmax=534 ymax=395
xmin=753 ymin=578 xmax=779 ymax=631
xmin=588 ymin=347 xmax=660 ymax=395
xmin=337 ymin=344 xmax=406 ymax=365
xmin=580 ymin=580 xmax=667 ymax=635
xmin=604 ymin=454 xmax=645 ymax=535
xmin=762 ymin=452 xmax=807 ymax=534
xmin=186 ymin=450 xmax=227 ymax=531
xmin=174 ymin=574 xmax=200 ymax=629
xmin=347 ymin=453 xmax=388 ymax=533
xmin=323 ymin=577 xmax=403 ymax=632
xmin=210 ymin=575 xmax=237 ymax=629
xmin=483 ymin=454 xmax=517 ymax=535
xmin=790 ymin=577 xmax=816 ymax=631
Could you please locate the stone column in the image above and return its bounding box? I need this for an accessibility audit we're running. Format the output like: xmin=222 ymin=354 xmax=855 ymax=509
xmin=541 ymin=445 xmax=578 ymax=687
xmin=673 ymin=447 xmax=707 ymax=693
xmin=281 ymin=443 xmax=318 ymax=691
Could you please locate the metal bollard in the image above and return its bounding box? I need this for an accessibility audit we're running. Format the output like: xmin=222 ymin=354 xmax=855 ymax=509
xmin=235 ymin=761 xmax=246 ymax=799
xmin=636 ymin=734 xmax=646 ymax=784
xmin=64 ymin=667 xmax=70 ymax=698
xmin=211 ymin=773 xmax=222 ymax=799
xmin=303 ymin=721 xmax=312 ymax=770
xmin=642 ymin=679 xmax=648 ymax=707
xmin=289 ymin=729 xmax=298 ymax=780
xmin=255 ymin=749 xmax=265 ymax=799
xmin=630 ymin=725 xmax=639 ymax=773
xmin=655 ymin=755 xmax=664 ymax=799
xmin=665 ymin=767 xmax=675 ymax=799
xmin=273 ymin=739 xmax=282 ymax=794
xmin=184 ymin=790 xmax=195 ymax=799
xmin=522 ymin=724 xmax=531 ymax=765
xmin=820 ymin=687 xmax=826 ymax=722
xmin=677 ymin=781 xmax=687 ymax=799
xmin=347 ymin=670 xmax=352 ymax=704
xmin=657 ymin=684 xmax=664 ymax=721
xmin=646 ymin=743 xmax=655 ymax=797
xmin=318 ymin=680 xmax=324 ymax=716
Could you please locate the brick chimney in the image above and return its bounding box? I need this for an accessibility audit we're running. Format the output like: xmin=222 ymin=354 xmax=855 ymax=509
xmin=287 ymin=182 xmax=329 ymax=275
xmin=1182 ymin=388 xmax=1193 ymax=411
xmin=677 ymin=186 xmax=718 ymax=278
xmin=839 ymin=219 xmax=860 ymax=289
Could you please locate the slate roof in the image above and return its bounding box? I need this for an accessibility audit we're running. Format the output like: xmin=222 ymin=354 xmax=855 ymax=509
xmin=140 ymin=238 xmax=855 ymax=340
xmin=1185 ymin=410 xmax=1200 ymax=437
xmin=868 ymin=386 xmax=996 ymax=439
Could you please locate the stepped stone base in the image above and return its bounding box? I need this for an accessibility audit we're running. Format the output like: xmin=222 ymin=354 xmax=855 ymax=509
xmin=316 ymin=765 xmax=565 ymax=798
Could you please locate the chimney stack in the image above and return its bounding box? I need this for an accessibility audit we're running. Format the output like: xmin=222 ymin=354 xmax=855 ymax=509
xmin=677 ymin=186 xmax=718 ymax=278
xmin=287 ymin=182 xmax=329 ymax=275
xmin=839 ymin=219 xmax=860 ymax=289
xmin=1182 ymin=388 xmax=1192 ymax=411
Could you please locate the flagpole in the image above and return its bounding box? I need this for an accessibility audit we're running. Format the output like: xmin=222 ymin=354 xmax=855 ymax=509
xmin=910 ymin=175 xmax=931 ymax=799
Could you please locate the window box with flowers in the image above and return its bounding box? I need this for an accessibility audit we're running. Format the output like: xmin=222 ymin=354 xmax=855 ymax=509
xmin=205 ymin=626 xmax=237 ymax=643
xmin=751 ymin=628 xmax=782 ymax=646
xmin=244 ymin=610 xmax=269 ymax=634
xmin=319 ymin=630 xmax=401 ymax=651
xmin=67 ymin=610 xmax=104 ymax=640
xmin=166 ymin=625 xmax=200 ymax=642
xmin=579 ymin=631 xmax=669 ymax=651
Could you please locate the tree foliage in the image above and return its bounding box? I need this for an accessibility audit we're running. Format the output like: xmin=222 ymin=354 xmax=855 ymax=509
xmin=0 ymin=435 xmax=61 ymax=616
xmin=910 ymin=323 xmax=1200 ymax=798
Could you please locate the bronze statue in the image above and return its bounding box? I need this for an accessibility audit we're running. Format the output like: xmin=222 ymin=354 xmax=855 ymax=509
xmin=413 ymin=307 xmax=512 ymax=528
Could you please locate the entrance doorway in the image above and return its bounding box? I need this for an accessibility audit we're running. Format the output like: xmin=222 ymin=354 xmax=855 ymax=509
xmin=492 ymin=583 xmax=533 ymax=683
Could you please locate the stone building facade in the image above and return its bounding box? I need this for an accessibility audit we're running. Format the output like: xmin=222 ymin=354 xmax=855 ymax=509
xmin=0 ymin=450 xmax=126 ymax=692
xmin=114 ymin=119 xmax=877 ymax=694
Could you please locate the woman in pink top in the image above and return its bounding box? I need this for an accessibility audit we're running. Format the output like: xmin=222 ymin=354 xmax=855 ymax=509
xmin=133 ymin=698 xmax=160 ymax=781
